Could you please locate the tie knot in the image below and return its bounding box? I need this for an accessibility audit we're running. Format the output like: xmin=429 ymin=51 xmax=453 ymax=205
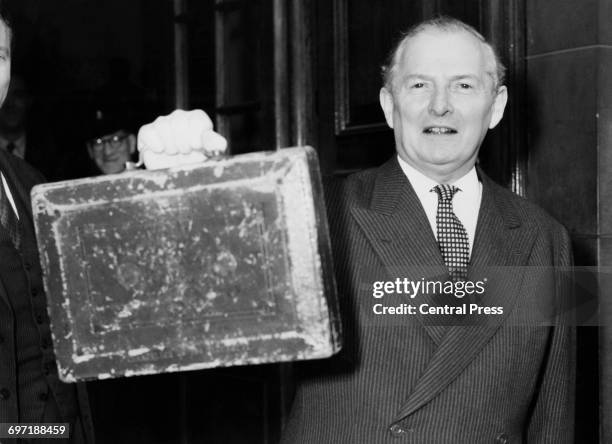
xmin=432 ymin=184 xmax=460 ymax=201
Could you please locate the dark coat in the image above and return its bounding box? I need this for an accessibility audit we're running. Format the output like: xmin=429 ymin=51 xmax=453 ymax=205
xmin=0 ymin=149 xmax=95 ymax=443
xmin=282 ymin=157 xmax=575 ymax=443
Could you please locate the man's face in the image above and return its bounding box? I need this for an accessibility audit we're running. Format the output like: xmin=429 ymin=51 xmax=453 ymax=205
xmin=0 ymin=20 xmax=11 ymax=109
xmin=379 ymin=29 xmax=507 ymax=183
xmin=87 ymin=130 xmax=136 ymax=175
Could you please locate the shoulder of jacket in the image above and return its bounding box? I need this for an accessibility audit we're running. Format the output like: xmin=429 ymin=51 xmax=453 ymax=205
xmin=486 ymin=178 xmax=569 ymax=237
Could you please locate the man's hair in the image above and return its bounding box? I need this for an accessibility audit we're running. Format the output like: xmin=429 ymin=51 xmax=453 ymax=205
xmin=381 ymin=16 xmax=506 ymax=92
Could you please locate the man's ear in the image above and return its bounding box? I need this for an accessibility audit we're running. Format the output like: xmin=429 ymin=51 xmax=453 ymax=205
xmin=489 ymin=85 xmax=508 ymax=129
xmin=87 ymin=144 xmax=94 ymax=160
xmin=127 ymin=134 xmax=137 ymax=154
xmin=379 ymin=87 xmax=395 ymax=129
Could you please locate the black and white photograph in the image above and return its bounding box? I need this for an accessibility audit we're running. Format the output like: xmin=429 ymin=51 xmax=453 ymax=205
xmin=0 ymin=0 xmax=605 ymax=443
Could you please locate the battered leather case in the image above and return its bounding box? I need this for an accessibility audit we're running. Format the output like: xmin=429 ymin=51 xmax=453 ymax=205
xmin=31 ymin=146 xmax=341 ymax=382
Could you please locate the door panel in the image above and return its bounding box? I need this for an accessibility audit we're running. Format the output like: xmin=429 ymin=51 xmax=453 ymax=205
xmin=315 ymin=0 xmax=523 ymax=190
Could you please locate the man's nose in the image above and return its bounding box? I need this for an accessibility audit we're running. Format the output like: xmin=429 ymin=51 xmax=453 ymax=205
xmin=103 ymin=142 xmax=115 ymax=155
xmin=428 ymin=87 xmax=453 ymax=116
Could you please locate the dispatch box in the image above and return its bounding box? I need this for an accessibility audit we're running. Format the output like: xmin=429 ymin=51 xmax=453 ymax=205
xmin=31 ymin=146 xmax=341 ymax=382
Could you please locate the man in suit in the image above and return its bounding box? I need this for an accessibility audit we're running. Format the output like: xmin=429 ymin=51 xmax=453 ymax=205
xmin=280 ymin=18 xmax=574 ymax=443
xmin=0 ymin=7 xmax=94 ymax=443
xmin=139 ymin=16 xmax=575 ymax=444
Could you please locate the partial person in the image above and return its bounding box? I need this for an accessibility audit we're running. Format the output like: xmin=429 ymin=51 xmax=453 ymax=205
xmin=141 ymin=16 xmax=575 ymax=443
xmin=85 ymin=106 xmax=137 ymax=175
xmin=0 ymin=7 xmax=94 ymax=443
xmin=55 ymin=97 xmax=141 ymax=179
xmin=83 ymin=57 xmax=151 ymax=175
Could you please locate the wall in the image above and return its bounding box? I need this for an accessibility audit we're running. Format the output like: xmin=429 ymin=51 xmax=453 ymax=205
xmin=526 ymin=0 xmax=611 ymax=441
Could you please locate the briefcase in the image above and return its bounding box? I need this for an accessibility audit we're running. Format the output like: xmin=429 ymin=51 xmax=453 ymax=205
xmin=31 ymin=146 xmax=341 ymax=382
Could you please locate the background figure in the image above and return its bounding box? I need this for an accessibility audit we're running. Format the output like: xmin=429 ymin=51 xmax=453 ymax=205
xmin=58 ymin=57 xmax=150 ymax=179
xmin=85 ymin=107 xmax=137 ymax=175
xmin=83 ymin=58 xmax=150 ymax=176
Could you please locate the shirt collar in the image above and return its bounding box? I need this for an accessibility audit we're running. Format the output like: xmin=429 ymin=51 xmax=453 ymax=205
xmin=397 ymin=155 xmax=479 ymax=197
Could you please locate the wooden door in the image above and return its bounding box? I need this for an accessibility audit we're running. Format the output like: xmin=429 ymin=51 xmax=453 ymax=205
xmin=312 ymin=0 xmax=526 ymax=193
xmin=90 ymin=1 xmax=536 ymax=443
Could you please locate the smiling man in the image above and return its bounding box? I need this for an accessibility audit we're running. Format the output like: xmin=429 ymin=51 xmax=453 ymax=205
xmin=281 ymin=17 xmax=574 ymax=443
xmin=139 ymin=16 xmax=575 ymax=444
xmin=83 ymin=94 xmax=140 ymax=176
xmin=379 ymin=20 xmax=507 ymax=184
xmin=86 ymin=121 xmax=136 ymax=175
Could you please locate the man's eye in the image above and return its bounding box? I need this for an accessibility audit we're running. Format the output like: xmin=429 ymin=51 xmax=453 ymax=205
xmin=411 ymin=82 xmax=425 ymax=89
xmin=458 ymin=83 xmax=473 ymax=89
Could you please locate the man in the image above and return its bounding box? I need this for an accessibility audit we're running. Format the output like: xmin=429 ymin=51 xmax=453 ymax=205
xmin=0 ymin=7 xmax=94 ymax=443
xmin=58 ymin=88 xmax=142 ymax=179
xmin=85 ymin=109 xmax=137 ymax=175
xmin=138 ymin=17 xmax=576 ymax=443
xmin=83 ymin=59 xmax=151 ymax=176
xmin=54 ymin=110 xmax=138 ymax=180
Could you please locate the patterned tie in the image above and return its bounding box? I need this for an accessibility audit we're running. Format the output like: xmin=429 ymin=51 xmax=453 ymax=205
xmin=432 ymin=184 xmax=469 ymax=281
xmin=0 ymin=175 xmax=20 ymax=249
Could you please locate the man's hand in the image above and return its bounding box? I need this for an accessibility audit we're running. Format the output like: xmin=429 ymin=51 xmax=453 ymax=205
xmin=137 ymin=109 xmax=227 ymax=170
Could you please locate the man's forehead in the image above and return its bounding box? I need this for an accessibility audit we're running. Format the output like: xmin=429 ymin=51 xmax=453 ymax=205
xmin=397 ymin=28 xmax=492 ymax=75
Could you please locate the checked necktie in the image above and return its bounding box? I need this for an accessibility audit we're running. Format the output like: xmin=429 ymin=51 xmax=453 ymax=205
xmin=432 ymin=184 xmax=469 ymax=281
xmin=0 ymin=173 xmax=20 ymax=249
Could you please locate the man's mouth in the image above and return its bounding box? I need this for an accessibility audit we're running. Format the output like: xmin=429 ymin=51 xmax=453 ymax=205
xmin=423 ymin=126 xmax=457 ymax=135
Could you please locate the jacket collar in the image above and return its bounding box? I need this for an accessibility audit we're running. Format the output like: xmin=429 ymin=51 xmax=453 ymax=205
xmin=350 ymin=157 xmax=537 ymax=421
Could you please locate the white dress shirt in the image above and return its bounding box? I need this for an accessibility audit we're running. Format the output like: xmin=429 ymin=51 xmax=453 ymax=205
xmin=397 ymin=156 xmax=482 ymax=256
xmin=1 ymin=172 xmax=19 ymax=219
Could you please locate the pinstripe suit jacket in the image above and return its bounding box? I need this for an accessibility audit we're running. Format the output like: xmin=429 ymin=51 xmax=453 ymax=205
xmin=282 ymin=157 xmax=575 ymax=444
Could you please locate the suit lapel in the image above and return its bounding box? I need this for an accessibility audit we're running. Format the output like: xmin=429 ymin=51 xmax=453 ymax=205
xmin=392 ymin=171 xmax=538 ymax=422
xmin=350 ymin=158 xmax=449 ymax=345
xmin=0 ymin=151 xmax=35 ymax=230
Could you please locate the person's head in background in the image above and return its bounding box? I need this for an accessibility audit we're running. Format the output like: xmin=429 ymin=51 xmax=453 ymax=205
xmin=86 ymin=105 xmax=137 ymax=175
